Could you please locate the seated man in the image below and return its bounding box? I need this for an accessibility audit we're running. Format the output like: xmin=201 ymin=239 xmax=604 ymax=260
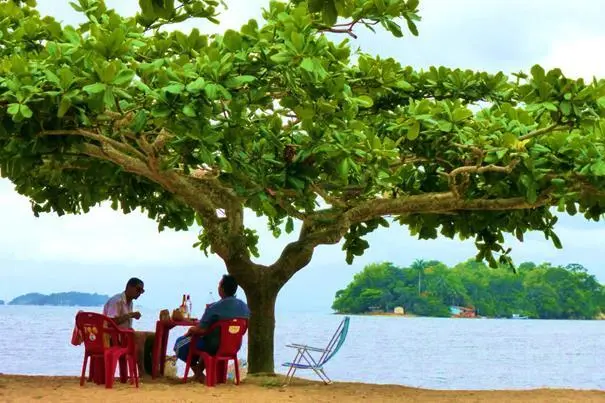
xmin=103 ymin=277 xmax=148 ymax=375
xmin=103 ymin=277 xmax=144 ymax=328
xmin=174 ymin=274 xmax=250 ymax=382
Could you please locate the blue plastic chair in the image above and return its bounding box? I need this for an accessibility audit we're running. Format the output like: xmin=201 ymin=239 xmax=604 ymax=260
xmin=281 ymin=316 xmax=350 ymax=385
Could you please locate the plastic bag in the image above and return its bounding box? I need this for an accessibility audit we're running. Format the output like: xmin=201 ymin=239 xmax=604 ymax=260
xmin=164 ymin=355 xmax=178 ymax=379
xmin=226 ymin=357 xmax=247 ymax=381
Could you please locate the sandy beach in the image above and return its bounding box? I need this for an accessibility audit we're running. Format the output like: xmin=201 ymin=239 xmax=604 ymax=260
xmin=0 ymin=374 xmax=604 ymax=402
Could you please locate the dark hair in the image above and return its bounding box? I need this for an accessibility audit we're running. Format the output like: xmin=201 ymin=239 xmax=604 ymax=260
xmin=221 ymin=274 xmax=238 ymax=297
xmin=126 ymin=277 xmax=144 ymax=289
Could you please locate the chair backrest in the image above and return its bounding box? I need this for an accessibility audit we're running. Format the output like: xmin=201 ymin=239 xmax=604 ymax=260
xmin=208 ymin=318 xmax=248 ymax=357
xmin=75 ymin=311 xmax=126 ymax=355
xmin=318 ymin=316 xmax=350 ymax=365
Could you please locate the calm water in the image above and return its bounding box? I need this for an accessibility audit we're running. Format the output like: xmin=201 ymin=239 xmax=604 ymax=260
xmin=0 ymin=305 xmax=603 ymax=390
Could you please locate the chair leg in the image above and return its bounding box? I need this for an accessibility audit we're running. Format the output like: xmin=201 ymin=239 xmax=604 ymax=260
xmin=284 ymin=349 xmax=303 ymax=386
xmin=80 ymin=354 xmax=88 ymax=386
xmin=233 ymin=357 xmax=240 ymax=385
xmin=317 ymin=368 xmax=332 ymax=385
xmin=204 ymin=357 xmax=215 ymax=387
xmin=119 ymin=356 xmax=128 ymax=384
xmin=104 ymin=355 xmax=118 ymax=389
xmin=183 ymin=359 xmax=191 ymax=383
xmin=129 ymin=356 xmax=139 ymax=388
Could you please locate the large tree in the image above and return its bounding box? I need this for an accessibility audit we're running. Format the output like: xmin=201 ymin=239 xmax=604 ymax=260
xmin=2 ymin=0 xmax=605 ymax=373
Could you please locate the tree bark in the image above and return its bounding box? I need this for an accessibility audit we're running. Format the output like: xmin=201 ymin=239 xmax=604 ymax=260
xmin=242 ymin=282 xmax=279 ymax=374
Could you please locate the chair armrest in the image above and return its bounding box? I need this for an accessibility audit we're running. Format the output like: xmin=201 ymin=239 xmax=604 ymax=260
xmin=286 ymin=343 xmax=327 ymax=352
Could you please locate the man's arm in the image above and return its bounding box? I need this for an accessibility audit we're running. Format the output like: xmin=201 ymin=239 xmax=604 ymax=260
xmin=112 ymin=312 xmax=136 ymax=326
xmin=185 ymin=326 xmax=208 ymax=337
xmin=185 ymin=304 xmax=217 ymax=337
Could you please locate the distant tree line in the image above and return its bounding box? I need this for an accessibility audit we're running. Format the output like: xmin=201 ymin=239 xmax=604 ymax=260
xmin=9 ymin=292 xmax=109 ymax=307
xmin=332 ymin=260 xmax=605 ymax=319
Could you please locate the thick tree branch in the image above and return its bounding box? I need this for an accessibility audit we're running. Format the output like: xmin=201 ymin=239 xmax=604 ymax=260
xmin=345 ymin=191 xmax=552 ymax=225
xmin=268 ymin=217 xmax=349 ymax=286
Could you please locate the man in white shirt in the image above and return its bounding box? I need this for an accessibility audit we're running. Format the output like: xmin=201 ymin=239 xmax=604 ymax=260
xmin=103 ymin=277 xmax=144 ymax=328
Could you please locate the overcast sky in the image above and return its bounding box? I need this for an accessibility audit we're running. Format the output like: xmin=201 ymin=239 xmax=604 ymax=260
xmin=1 ymin=0 xmax=605 ymax=314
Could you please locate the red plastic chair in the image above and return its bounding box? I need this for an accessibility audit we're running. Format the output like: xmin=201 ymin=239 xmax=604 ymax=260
xmin=75 ymin=311 xmax=139 ymax=389
xmin=183 ymin=318 xmax=248 ymax=386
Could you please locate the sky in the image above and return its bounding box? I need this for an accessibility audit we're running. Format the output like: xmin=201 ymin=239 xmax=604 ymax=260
xmin=1 ymin=0 xmax=605 ymax=313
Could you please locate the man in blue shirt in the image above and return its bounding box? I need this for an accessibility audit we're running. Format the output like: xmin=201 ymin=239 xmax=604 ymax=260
xmin=174 ymin=274 xmax=250 ymax=382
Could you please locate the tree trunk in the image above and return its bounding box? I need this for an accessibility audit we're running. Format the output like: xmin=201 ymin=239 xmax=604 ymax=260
xmin=242 ymin=284 xmax=279 ymax=374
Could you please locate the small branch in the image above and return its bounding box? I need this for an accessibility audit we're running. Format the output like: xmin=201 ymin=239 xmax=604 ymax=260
xmin=311 ymin=184 xmax=347 ymax=208
xmin=321 ymin=28 xmax=358 ymax=39
xmin=39 ymin=129 xmax=147 ymax=162
xmin=448 ymin=161 xmax=518 ymax=178
xmin=519 ymin=123 xmax=565 ymax=141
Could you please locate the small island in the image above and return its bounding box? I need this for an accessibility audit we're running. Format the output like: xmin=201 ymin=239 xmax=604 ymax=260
xmin=333 ymin=259 xmax=605 ymax=320
xmin=0 ymin=300 xmax=4 ymax=305
xmin=9 ymin=292 xmax=109 ymax=307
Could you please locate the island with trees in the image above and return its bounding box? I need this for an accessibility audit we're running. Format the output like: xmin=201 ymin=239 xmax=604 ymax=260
xmin=333 ymin=260 xmax=605 ymax=319
xmin=0 ymin=300 xmax=4 ymax=305
xmin=4 ymin=0 xmax=605 ymax=373
xmin=8 ymin=292 xmax=109 ymax=307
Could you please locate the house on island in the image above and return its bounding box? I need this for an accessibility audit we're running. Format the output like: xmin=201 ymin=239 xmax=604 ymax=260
xmin=449 ymin=306 xmax=476 ymax=318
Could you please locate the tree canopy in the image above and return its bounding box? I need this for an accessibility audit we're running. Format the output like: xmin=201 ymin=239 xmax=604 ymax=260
xmin=333 ymin=260 xmax=605 ymax=319
xmin=2 ymin=0 xmax=605 ymax=373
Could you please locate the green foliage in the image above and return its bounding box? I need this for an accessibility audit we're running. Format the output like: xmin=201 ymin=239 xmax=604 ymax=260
xmin=332 ymin=260 xmax=605 ymax=319
xmin=1 ymin=0 xmax=605 ymax=271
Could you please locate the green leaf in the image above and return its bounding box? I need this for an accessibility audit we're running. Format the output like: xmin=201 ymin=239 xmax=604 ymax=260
xmin=591 ymin=160 xmax=605 ymax=176
xmin=19 ymin=105 xmax=33 ymax=118
xmin=83 ymin=83 xmax=106 ymax=94
xmin=7 ymin=104 xmax=20 ymax=116
xmin=530 ymin=64 xmax=545 ymax=81
xmin=163 ymin=83 xmax=185 ymax=94
xmin=223 ymin=30 xmax=242 ymax=51
xmin=550 ymin=230 xmax=562 ymax=249
xmin=204 ymin=83 xmax=219 ymax=100
xmin=45 ymin=70 xmax=61 ymax=86
xmin=355 ymin=95 xmax=373 ymax=108
xmin=113 ymin=69 xmax=135 ymax=86
xmin=186 ymin=78 xmax=207 ymax=93
xmin=224 ymin=75 xmax=256 ymax=89
xmin=559 ymin=100 xmax=572 ymax=116
xmin=57 ymin=97 xmax=71 ymax=117
xmin=285 ymin=217 xmax=294 ymax=234
xmin=182 ymin=104 xmax=197 ymax=117
xmin=452 ymin=108 xmax=473 ymax=122
xmin=103 ymin=88 xmax=116 ymax=109
xmin=394 ymin=80 xmax=413 ymax=90
xmin=130 ymin=110 xmax=148 ymax=133
xmin=385 ymin=20 xmax=403 ymax=37
xmin=270 ymin=52 xmax=292 ymax=64
xmin=322 ymin=0 xmax=338 ymax=25
xmin=407 ymin=121 xmax=420 ymax=140
xmin=338 ymin=158 xmax=349 ymax=181
xmin=300 ymin=57 xmax=315 ymax=73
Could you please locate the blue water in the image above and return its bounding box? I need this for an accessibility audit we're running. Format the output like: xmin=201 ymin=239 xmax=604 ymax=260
xmin=0 ymin=305 xmax=603 ymax=390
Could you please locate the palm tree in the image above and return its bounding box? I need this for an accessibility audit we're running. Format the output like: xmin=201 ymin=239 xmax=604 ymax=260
xmin=410 ymin=259 xmax=428 ymax=295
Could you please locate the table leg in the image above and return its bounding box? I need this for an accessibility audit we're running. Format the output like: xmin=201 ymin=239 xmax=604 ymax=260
xmin=159 ymin=327 xmax=170 ymax=376
xmin=151 ymin=322 xmax=163 ymax=379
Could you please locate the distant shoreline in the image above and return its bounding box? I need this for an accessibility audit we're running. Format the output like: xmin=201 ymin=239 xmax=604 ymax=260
xmin=6 ymin=292 xmax=108 ymax=307
xmin=336 ymin=312 xmax=418 ymax=318
xmin=336 ymin=312 xmax=605 ymax=320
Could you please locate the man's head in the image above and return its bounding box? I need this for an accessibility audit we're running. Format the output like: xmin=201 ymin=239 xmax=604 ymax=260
xmin=218 ymin=274 xmax=238 ymax=298
xmin=125 ymin=277 xmax=145 ymax=300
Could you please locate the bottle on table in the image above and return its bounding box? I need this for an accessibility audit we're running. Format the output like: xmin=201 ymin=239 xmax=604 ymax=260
xmin=180 ymin=294 xmax=189 ymax=318
xmin=186 ymin=294 xmax=192 ymax=318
